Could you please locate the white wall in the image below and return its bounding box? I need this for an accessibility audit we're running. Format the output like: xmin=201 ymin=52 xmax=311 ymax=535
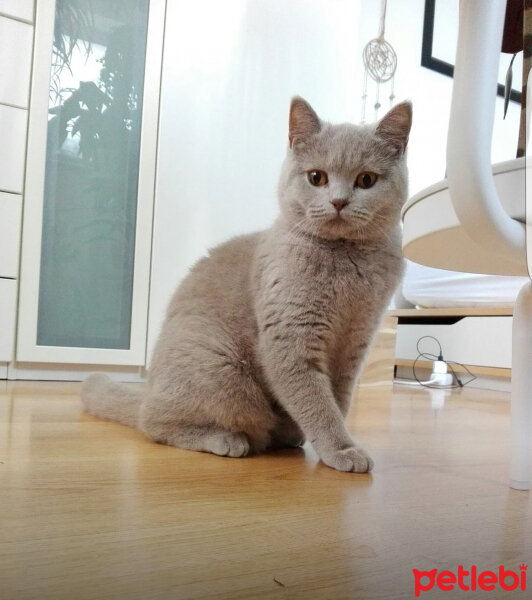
xmin=148 ymin=0 xmax=362 ymax=360
xmin=359 ymin=0 xmax=521 ymax=197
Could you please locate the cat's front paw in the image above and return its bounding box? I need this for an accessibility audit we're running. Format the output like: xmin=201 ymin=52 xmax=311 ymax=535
xmin=321 ymin=446 xmax=374 ymax=473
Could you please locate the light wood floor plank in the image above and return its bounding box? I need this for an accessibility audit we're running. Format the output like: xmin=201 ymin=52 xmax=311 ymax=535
xmin=0 ymin=381 xmax=530 ymax=599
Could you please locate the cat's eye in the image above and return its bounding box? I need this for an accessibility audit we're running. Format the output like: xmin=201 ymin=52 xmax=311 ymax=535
xmin=355 ymin=172 xmax=378 ymax=189
xmin=307 ymin=170 xmax=328 ymax=187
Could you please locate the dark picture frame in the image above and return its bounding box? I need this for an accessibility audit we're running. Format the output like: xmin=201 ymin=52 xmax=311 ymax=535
xmin=421 ymin=0 xmax=522 ymax=104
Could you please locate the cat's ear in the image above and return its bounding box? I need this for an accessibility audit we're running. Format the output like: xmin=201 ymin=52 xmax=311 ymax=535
xmin=289 ymin=97 xmax=321 ymax=148
xmin=376 ymin=101 xmax=412 ymax=154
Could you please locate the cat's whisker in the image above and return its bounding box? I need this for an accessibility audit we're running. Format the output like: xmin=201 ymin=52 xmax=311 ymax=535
xmin=284 ymin=216 xmax=315 ymax=241
xmin=349 ymin=215 xmax=370 ymax=226
xmin=351 ymin=207 xmax=371 ymax=217
xmin=286 ymin=213 xmax=325 ymax=241
xmin=307 ymin=206 xmax=327 ymax=215
xmin=365 ymin=217 xmax=394 ymax=244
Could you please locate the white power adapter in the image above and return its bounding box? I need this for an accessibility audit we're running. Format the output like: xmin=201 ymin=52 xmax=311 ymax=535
xmin=431 ymin=360 xmax=453 ymax=386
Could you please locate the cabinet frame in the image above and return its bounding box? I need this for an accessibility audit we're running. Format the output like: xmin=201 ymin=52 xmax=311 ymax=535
xmin=17 ymin=0 xmax=166 ymax=366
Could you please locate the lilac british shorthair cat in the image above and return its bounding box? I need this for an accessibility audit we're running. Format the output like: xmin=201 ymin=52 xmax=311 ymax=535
xmin=82 ymin=97 xmax=412 ymax=472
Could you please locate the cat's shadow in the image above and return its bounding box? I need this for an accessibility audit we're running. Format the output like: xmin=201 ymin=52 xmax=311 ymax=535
xmin=249 ymin=443 xmax=374 ymax=484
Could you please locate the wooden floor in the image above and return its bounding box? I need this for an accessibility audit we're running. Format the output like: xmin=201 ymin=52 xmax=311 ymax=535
xmin=0 ymin=381 xmax=530 ymax=600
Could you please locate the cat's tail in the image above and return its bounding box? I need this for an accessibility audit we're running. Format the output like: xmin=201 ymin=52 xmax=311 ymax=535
xmin=80 ymin=373 xmax=145 ymax=428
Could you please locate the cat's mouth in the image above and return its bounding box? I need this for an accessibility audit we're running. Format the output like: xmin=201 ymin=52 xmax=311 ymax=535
xmin=306 ymin=212 xmax=371 ymax=240
xmin=307 ymin=213 xmax=349 ymax=227
xmin=325 ymin=212 xmax=372 ymax=236
xmin=329 ymin=214 xmax=348 ymax=224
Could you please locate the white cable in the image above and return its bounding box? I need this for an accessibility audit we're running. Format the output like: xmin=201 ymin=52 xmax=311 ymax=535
xmin=394 ymin=377 xmax=442 ymax=387
xmin=394 ymin=358 xmax=453 ymax=387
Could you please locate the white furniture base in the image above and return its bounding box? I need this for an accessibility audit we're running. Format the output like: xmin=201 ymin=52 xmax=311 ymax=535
xmin=509 ymin=282 xmax=532 ymax=490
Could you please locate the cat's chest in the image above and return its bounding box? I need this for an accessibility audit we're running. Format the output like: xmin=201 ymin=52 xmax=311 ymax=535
xmin=257 ymin=238 xmax=401 ymax=325
xmin=289 ymin=243 xmax=393 ymax=302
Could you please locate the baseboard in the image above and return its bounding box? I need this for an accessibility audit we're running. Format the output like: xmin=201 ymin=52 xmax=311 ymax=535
xmin=395 ymin=364 xmax=511 ymax=394
xmin=394 ymin=358 xmax=510 ymax=380
xmin=5 ymin=362 xmax=148 ymax=382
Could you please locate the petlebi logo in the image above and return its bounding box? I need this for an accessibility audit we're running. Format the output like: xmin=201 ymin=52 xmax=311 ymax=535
xmin=412 ymin=564 xmax=527 ymax=596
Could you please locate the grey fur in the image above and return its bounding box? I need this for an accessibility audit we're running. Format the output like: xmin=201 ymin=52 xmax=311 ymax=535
xmin=81 ymin=97 xmax=412 ymax=472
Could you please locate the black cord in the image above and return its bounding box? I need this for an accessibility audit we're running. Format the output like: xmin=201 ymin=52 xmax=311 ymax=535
xmin=412 ymin=353 xmax=464 ymax=389
xmin=412 ymin=353 xmax=435 ymax=387
xmin=447 ymin=360 xmax=477 ymax=387
xmin=405 ymin=336 xmax=478 ymax=389
xmin=416 ymin=335 xmax=443 ymax=361
xmin=447 ymin=362 xmax=464 ymax=387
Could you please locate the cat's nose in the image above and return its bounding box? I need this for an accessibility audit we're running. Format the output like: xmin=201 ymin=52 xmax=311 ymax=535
xmin=331 ymin=199 xmax=349 ymax=212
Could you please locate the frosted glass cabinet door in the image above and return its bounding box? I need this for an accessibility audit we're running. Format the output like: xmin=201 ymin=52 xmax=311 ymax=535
xmin=17 ymin=0 xmax=166 ymax=365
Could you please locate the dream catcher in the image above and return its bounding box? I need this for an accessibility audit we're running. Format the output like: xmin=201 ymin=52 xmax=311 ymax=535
xmin=361 ymin=0 xmax=397 ymax=123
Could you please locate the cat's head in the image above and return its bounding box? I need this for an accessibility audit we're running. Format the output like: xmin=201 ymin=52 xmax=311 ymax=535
xmin=278 ymin=97 xmax=412 ymax=242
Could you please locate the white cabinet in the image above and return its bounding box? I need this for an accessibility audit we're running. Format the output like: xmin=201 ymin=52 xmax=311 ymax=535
xmin=0 ymin=9 xmax=32 ymax=371
xmin=0 ymin=279 xmax=17 ymax=362
xmin=0 ymin=16 xmax=33 ymax=107
xmin=16 ymin=0 xmax=165 ymax=367
xmin=0 ymin=105 xmax=27 ymax=193
xmin=0 ymin=0 xmax=34 ymax=22
xmin=0 ymin=192 xmax=22 ymax=278
xmin=395 ymin=316 xmax=513 ymax=369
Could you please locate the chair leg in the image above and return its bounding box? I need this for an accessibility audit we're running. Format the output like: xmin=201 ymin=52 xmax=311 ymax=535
xmin=509 ymin=280 xmax=532 ymax=490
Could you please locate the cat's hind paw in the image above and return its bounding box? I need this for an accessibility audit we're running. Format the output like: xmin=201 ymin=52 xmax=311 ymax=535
xmin=205 ymin=432 xmax=251 ymax=458
xmin=321 ymin=446 xmax=374 ymax=473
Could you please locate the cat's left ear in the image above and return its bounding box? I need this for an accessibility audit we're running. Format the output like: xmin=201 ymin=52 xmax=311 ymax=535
xmin=376 ymin=101 xmax=412 ymax=155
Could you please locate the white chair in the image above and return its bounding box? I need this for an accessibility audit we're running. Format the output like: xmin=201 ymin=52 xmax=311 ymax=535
xmin=401 ymin=0 xmax=531 ymax=489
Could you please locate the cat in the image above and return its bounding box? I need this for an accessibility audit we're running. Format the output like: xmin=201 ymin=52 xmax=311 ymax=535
xmin=81 ymin=97 xmax=412 ymax=473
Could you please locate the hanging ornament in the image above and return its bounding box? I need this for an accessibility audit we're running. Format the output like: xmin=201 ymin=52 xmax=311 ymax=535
xmin=361 ymin=0 xmax=397 ymax=122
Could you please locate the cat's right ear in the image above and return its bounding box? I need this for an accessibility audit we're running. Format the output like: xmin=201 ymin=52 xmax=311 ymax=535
xmin=289 ymin=97 xmax=321 ymax=149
